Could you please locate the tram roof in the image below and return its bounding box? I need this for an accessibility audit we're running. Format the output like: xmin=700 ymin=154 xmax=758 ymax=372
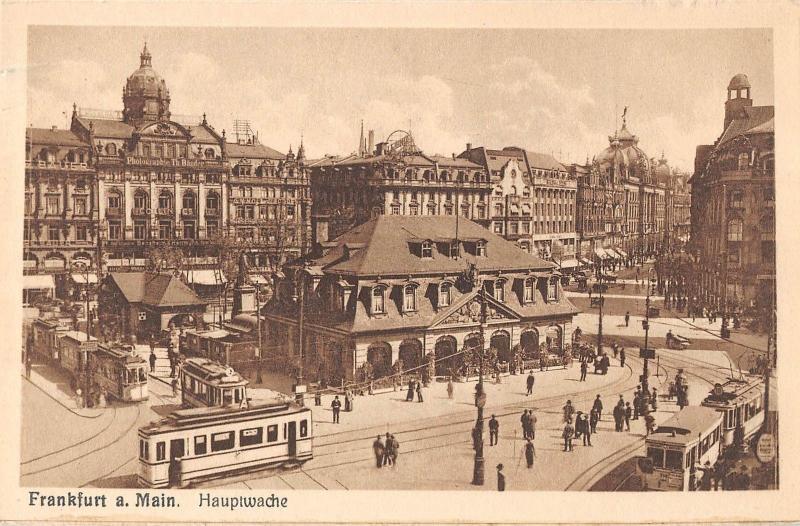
xmin=139 ymin=400 xmax=307 ymax=435
xmin=702 ymin=376 xmax=764 ymax=407
xmin=97 ymin=343 xmax=146 ymax=364
xmin=648 ymin=406 xmax=722 ymax=446
xmin=182 ymin=358 xmax=249 ymax=385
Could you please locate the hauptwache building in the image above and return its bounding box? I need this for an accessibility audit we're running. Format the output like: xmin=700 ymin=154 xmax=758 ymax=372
xmin=262 ymin=215 xmax=578 ymax=384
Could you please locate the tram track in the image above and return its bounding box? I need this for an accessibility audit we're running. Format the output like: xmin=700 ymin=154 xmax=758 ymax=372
xmin=564 ymin=436 xmax=646 ymax=491
xmin=21 ymin=403 xmax=142 ymax=480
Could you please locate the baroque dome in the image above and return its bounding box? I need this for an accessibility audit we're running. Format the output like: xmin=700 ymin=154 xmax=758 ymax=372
xmin=728 ymin=73 xmax=751 ymax=91
xmin=124 ymin=43 xmax=169 ymax=99
xmin=592 ymin=121 xmax=652 ymax=183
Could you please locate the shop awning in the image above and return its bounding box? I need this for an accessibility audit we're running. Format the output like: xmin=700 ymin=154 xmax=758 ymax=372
xmin=559 ymin=258 xmax=580 ymax=269
xmin=71 ymin=273 xmax=98 ymax=284
xmin=605 ymin=248 xmax=621 ymax=259
xmin=183 ymin=269 xmax=226 ymax=286
xmin=23 ymin=274 xmax=55 ymax=290
xmin=579 ymin=258 xmax=594 ymax=266
xmin=594 ymin=248 xmax=609 ymax=259
xmin=616 ymin=248 xmax=628 ymax=258
xmin=249 ymin=274 xmax=271 ymax=284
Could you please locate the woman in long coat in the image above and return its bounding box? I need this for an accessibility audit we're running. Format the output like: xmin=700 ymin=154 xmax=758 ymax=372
xmin=525 ymin=439 xmax=536 ymax=468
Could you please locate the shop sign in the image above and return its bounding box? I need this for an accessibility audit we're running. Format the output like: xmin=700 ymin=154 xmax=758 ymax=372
xmin=756 ymin=433 xmax=776 ymax=463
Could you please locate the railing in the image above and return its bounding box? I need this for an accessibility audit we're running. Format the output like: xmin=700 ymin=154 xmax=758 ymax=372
xmin=181 ymin=208 xmax=196 ymax=218
xmin=204 ymin=208 xmax=220 ymax=217
xmin=105 ymin=207 xmax=122 ymax=217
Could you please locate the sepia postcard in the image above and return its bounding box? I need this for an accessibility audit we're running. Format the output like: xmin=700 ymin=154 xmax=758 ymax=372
xmin=1 ymin=1 xmax=799 ymax=524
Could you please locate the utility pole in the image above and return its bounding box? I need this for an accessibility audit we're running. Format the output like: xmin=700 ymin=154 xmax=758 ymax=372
xmin=294 ymin=265 xmax=306 ymax=406
xmin=472 ymin=283 xmax=487 ymax=486
xmin=255 ymin=285 xmax=263 ymax=384
xmin=596 ymin=258 xmax=605 ymax=355
xmin=642 ymin=267 xmax=657 ymax=395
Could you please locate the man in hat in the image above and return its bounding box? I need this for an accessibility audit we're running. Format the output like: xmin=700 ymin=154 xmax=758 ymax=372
xmin=372 ymin=435 xmax=385 ymax=468
xmin=331 ymin=395 xmax=341 ymax=423
xmin=526 ymin=371 xmax=535 ymax=395
xmin=488 ymin=414 xmax=499 ymax=446
xmin=496 ymin=464 xmax=505 ymax=491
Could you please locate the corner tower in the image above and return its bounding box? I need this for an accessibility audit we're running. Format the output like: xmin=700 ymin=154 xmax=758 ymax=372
xmin=724 ymin=73 xmax=753 ymax=130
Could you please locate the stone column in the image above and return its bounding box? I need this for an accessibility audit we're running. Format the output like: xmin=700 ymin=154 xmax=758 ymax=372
xmin=174 ymin=180 xmax=180 ymax=237
xmin=198 ymin=181 xmax=206 ymax=238
xmin=123 ymin=180 xmax=132 ymax=238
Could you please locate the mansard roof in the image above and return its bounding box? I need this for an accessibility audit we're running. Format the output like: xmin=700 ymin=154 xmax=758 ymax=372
xmin=27 ymin=128 xmax=88 ymax=147
xmin=717 ymin=105 xmax=774 ymax=146
xmin=226 ymin=141 xmax=285 ymax=160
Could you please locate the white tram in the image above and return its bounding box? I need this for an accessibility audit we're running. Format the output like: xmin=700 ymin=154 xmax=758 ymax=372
xmin=138 ymin=401 xmax=313 ymax=488
xmin=93 ymin=343 xmax=149 ymax=402
xmin=640 ymin=406 xmax=723 ymax=491
xmin=180 ymin=357 xmax=249 ymax=409
xmin=701 ymin=376 xmax=765 ymax=449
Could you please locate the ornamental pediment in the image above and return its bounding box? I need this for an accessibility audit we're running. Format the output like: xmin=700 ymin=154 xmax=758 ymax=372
xmin=432 ymin=292 xmax=519 ymax=328
xmin=138 ymin=121 xmax=190 ymax=138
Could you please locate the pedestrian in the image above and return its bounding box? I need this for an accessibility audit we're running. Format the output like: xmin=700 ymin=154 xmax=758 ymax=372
xmin=592 ymin=395 xmax=603 ymax=420
xmin=169 ymin=353 xmax=176 ymax=378
xmin=540 ymin=355 xmax=547 ymax=372
xmin=526 ymin=371 xmax=535 ymax=395
xmin=625 ymin=311 xmax=630 ymax=327
xmin=25 ymin=355 xmax=32 ymax=379
xmin=496 ymin=464 xmax=505 ymax=491
xmin=406 ymin=379 xmax=415 ymax=402
xmin=712 ymin=459 xmax=727 ymax=491
xmin=579 ymin=413 xmax=592 ymax=446
xmin=644 ymin=413 xmax=655 ymax=436
xmin=613 ymin=402 xmax=624 ymax=432
xmin=624 ymin=402 xmax=632 ymax=431
xmin=651 ymin=387 xmax=658 ymax=411
xmin=699 ymin=461 xmax=713 ymax=491
xmin=488 ymin=414 xmax=499 ymax=446
xmin=563 ymin=400 xmax=574 ymax=423
xmin=612 ymin=344 xmax=619 ymax=359
xmin=331 ymin=395 xmax=341 ymax=423
xmin=619 ymin=348 xmax=626 ymax=368
xmin=344 ymin=390 xmax=352 ymax=412
xmin=589 ymin=408 xmax=599 ymax=434
xmin=149 ymin=350 xmax=157 ymax=373
xmin=633 ymin=388 xmax=641 ymax=420
xmin=314 ymin=388 xmax=322 ymax=406
xmin=579 ymin=360 xmax=588 ymax=382
xmin=562 ymin=419 xmax=574 ymax=452
xmin=382 ymin=433 xmax=393 ymax=466
xmin=736 ymin=465 xmax=751 ymax=490
xmin=447 ymin=378 xmax=454 ymax=399
xmin=520 ymin=410 xmax=529 ymax=439
xmin=390 ymin=434 xmax=399 ymax=465
xmin=416 ymin=382 xmax=424 ymax=403
xmin=528 ymin=410 xmax=537 ymax=440
xmin=525 ymin=439 xmax=536 ymax=468
xmin=171 ymin=377 xmax=179 ymax=398
xmin=372 ymin=435 xmax=384 ymax=468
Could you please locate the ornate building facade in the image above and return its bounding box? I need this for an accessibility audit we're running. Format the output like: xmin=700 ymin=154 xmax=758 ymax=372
xmin=310 ymin=131 xmax=491 ymax=243
xmin=689 ymin=74 xmax=774 ymax=321
xmin=263 ymin=216 xmax=577 ymax=384
xmin=24 ymin=44 xmax=310 ymax=301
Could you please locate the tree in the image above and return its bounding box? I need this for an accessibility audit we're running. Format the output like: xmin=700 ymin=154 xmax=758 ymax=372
xmin=145 ymin=244 xmax=185 ymax=274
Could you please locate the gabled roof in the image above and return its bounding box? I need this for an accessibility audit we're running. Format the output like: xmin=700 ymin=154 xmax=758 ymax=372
xmin=226 ymin=141 xmax=284 ymax=160
xmin=27 ymin=128 xmax=88 ymax=147
xmin=108 ymin=272 xmax=205 ymax=308
xmin=75 ymin=117 xmax=135 ymax=139
xmin=717 ymin=105 xmax=774 ymax=146
xmin=315 ymin=215 xmax=554 ymax=277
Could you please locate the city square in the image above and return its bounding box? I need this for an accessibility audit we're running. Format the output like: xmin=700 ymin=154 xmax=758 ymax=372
xmin=20 ymin=27 xmax=776 ymax=493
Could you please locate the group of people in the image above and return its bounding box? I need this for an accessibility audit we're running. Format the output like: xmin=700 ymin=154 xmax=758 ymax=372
xmin=405 ymin=379 xmax=425 ymax=402
xmin=372 ymin=433 xmax=400 ymax=468
xmin=560 ymin=390 xmax=650 ymax=452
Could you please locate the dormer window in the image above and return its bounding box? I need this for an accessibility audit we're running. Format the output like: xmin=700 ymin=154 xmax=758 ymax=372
xmin=494 ymin=279 xmax=506 ymax=302
xmin=524 ymin=278 xmax=535 ymax=303
xmin=476 ymin=241 xmax=486 ymax=257
xmin=403 ymin=285 xmax=417 ymax=313
xmin=547 ymin=278 xmax=559 ymax=302
xmin=421 ymin=241 xmax=433 ymax=259
xmin=439 ymin=282 xmax=452 ymax=307
xmin=450 ymin=241 xmax=460 ymax=259
xmin=372 ymin=286 xmax=386 ymax=315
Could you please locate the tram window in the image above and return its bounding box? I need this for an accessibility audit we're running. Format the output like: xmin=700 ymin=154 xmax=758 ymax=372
xmin=235 ymin=389 xmax=242 ymax=404
xmin=211 ymin=431 xmax=235 ymax=452
xmin=156 ymin=441 xmax=166 ymax=461
xmin=223 ymin=390 xmax=233 ymax=405
xmin=300 ymin=419 xmax=308 ymax=438
xmin=139 ymin=440 xmax=149 ymax=460
xmin=267 ymin=425 xmax=278 ymax=442
xmin=665 ymin=450 xmax=683 ymax=470
xmin=283 ymin=423 xmax=287 ymax=439
xmin=646 ymin=447 xmax=664 ymax=468
xmin=194 ymin=435 xmax=207 ymax=455
xmin=139 ymin=368 xmax=146 ymax=382
xmin=240 ymin=427 xmax=263 ymax=447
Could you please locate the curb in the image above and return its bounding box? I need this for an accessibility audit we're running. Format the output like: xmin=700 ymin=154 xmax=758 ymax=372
xmin=21 ymin=373 xmax=104 ymax=419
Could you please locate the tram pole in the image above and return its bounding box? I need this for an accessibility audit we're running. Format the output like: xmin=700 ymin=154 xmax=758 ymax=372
xmin=255 ymin=286 xmax=263 ymax=384
xmin=472 ymin=283 xmax=487 ymax=486
xmin=642 ymin=267 xmax=657 ymax=396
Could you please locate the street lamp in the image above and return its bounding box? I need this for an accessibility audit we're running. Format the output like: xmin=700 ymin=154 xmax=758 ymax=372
xmin=472 ymin=282 xmax=488 ymax=486
xmin=71 ymin=259 xmax=92 ymax=408
xmin=641 ymin=267 xmax=658 ymax=395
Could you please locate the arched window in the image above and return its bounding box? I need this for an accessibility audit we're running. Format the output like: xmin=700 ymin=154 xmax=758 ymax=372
xmin=182 ymin=191 xmax=196 ymax=210
xmin=204 ymin=148 xmax=215 ymax=159
xmin=727 ymin=219 xmax=743 ymax=241
xmin=494 ymin=279 xmax=506 ymax=302
xmin=372 ymin=286 xmax=386 ymax=315
xmin=522 ymin=186 xmax=531 ymax=198
xmin=206 ymin=192 xmax=219 ymax=210
xmin=524 ymin=278 xmax=535 ymax=303
xmin=439 ymin=282 xmax=452 ymax=307
xmin=403 ymin=285 xmax=417 ymax=312
xmin=105 ymin=143 xmax=116 ymax=155
xmin=158 ymin=190 xmax=173 ymax=210
xmin=133 ymin=190 xmax=148 ymax=209
xmin=107 ymin=191 xmax=121 ymax=210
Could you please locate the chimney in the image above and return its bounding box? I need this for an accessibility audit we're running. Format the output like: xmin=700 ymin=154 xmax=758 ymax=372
xmin=466 ymin=142 xmax=472 ymax=151
xmin=368 ymin=130 xmax=375 ymax=155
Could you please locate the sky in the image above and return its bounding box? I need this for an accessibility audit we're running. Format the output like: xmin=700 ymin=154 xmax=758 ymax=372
xmin=27 ymin=27 xmax=773 ymax=171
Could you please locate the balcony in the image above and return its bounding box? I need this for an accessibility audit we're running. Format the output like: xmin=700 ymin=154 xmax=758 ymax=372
xmin=156 ymin=207 xmax=174 ymax=217
xmin=181 ymin=208 xmax=196 ymax=218
xmin=105 ymin=207 xmax=122 ymax=218
xmin=131 ymin=207 xmax=150 ymax=216
xmin=204 ymin=208 xmax=220 ymax=217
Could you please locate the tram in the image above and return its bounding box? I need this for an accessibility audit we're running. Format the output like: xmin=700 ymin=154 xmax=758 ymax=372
xmin=701 ymin=375 xmax=765 ymax=449
xmin=57 ymin=331 xmax=99 ymax=388
xmin=29 ymin=318 xmax=70 ymax=362
xmin=137 ymin=400 xmax=313 ymax=488
xmin=180 ymin=357 xmax=249 ymax=409
xmin=93 ymin=343 xmax=149 ymax=402
xmin=640 ymin=406 xmax=723 ymax=491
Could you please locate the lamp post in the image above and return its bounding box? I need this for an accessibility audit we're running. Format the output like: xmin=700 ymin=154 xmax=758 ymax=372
xmin=642 ymin=267 xmax=657 ymax=395
xmin=472 ymin=282 xmax=487 ymax=486
xmin=595 ymin=256 xmax=605 ymax=356
xmin=71 ymin=260 xmax=92 ymax=408
xmin=254 ymin=284 xmax=263 ymax=384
